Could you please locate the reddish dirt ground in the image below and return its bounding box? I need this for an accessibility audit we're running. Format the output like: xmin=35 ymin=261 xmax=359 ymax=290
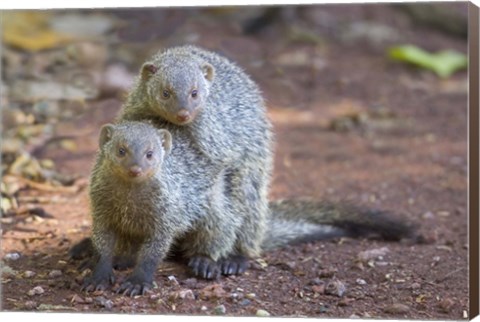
xmin=1 ymin=4 xmax=470 ymax=319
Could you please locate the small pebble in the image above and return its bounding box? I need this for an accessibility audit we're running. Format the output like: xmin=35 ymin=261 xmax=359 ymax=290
xmin=245 ymin=293 xmax=256 ymax=299
xmin=25 ymin=301 xmax=37 ymax=310
xmin=27 ymin=286 xmax=45 ymax=296
xmin=384 ymin=303 xmax=410 ymax=314
xmin=325 ymin=278 xmax=346 ymax=297
xmin=239 ymin=299 xmax=251 ymax=306
xmin=256 ymin=309 xmax=271 ymax=317
xmin=213 ymin=304 xmax=226 ymax=315
xmin=48 ymin=270 xmax=62 ymax=278
xmin=5 ymin=252 xmax=21 ymax=261
xmin=356 ymin=278 xmax=367 ymax=285
xmin=94 ymin=296 xmax=113 ymax=310
xmin=200 ymin=306 xmax=208 ymax=311
xmin=167 ymin=275 xmax=179 ymax=285
xmin=438 ymin=298 xmax=454 ymax=313
xmin=24 ymin=270 xmax=36 ymax=278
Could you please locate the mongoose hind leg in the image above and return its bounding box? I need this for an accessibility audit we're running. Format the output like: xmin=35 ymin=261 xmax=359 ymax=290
xmin=227 ymin=168 xmax=269 ymax=258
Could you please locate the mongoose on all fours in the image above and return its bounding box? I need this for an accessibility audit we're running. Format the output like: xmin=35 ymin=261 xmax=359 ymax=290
xmin=82 ymin=121 xmax=414 ymax=297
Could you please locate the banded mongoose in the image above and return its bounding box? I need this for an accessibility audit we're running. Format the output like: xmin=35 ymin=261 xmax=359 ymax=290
xmin=82 ymin=121 xmax=413 ymax=296
xmin=117 ymin=45 xmax=275 ymax=278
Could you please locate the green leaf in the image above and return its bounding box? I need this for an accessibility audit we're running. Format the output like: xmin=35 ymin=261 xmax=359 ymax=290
xmin=388 ymin=45 xmax=467 ymax=78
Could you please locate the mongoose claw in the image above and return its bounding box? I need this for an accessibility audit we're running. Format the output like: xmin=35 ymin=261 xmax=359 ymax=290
xmin=81 ymin=273 xmax=115 ymax=293
xmin=117 ymin=275 xmax=151 ymax=297
xmin=187 ymin=256 xmax=220 ymax=280
xmin=219 ymin=255 xmax=250 ymax=276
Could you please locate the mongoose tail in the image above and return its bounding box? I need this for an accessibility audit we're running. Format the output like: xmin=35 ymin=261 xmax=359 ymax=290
xmin=262 ymin=200 xmax=415 ymax=250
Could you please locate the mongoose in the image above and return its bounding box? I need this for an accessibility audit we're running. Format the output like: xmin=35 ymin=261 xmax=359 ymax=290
xmin=81 ymin=121 xmax=413 ymax=297
xmin=117 ymin=45 xmax=274 ymax=277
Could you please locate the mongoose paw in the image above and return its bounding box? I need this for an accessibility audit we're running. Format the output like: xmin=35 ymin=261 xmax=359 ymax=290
xmin=219 ymin=255 xmax=250 ymax=276
xmin=81 ymin=271 xmax=115 ymax=293
xmin=116 ymin=275 xmax=151 ymax=297
xmin=188 ymin=256 xmax=220 ymax=280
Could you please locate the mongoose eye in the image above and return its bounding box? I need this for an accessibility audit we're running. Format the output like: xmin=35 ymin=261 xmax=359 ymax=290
xmin=191 ymin=89 xmax=198 ymax=98
xmin=118 ymin=147 xmax=126 ymax=157
xmin=162 ymin=90 xmax=171 ymax=99
xmin=146 ymin=151 xmax=154 ymax=159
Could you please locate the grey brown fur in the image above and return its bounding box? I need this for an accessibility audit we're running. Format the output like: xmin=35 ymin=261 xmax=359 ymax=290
xmin=81 ymin=46 xmax=414 ymax=295
xmin=118 ymin=45 xmax=274 ymax=264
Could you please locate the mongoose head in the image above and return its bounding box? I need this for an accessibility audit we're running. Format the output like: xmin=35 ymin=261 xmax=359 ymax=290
xmin=140 ymin=54 xmax=214 ymax=125
xmin=99 ymin=122 xmax=172 ymax=183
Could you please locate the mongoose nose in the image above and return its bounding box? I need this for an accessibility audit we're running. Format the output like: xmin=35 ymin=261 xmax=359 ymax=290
xmin=128 ymin=166 xmax=143 ymax=177
xmin=176 ymin=109 xmax=191 ymax=123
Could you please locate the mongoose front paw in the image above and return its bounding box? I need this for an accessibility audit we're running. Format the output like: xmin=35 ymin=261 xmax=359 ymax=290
xmin=116 ymin=275 xmax=152 ymax=296
xmin=188 ymin=256 xmax=220 ymax=279
xmin=219 ymin=255 xmax=250 ymax=275
xmin=81 ymin=271 xmax=115 ymax=293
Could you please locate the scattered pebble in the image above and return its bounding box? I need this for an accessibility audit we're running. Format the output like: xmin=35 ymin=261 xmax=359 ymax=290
xmin=310 ymin=277 xmax=323 ymax=285
xmin=27 ymin=286 xmax=45 ymax=296
xmin=24 ymin=300 xmax=38 ymax=310
xmin=70 ymin=294 xmax=87 ymax=304
xmin=24 ymin=270 xmax=36 ymax=278
xmin=384 ymin=303 xmax=410 ymax=314
xmin=356 ymin=278 xmax=367 ymax=285
xmin=200 ymin=306 xmax=208 ymax=311
xmin=37 ymin=304 xmax=71 ymax=311
xmin=239 ymin=299 xmax=251 ymax=306
xmin=245 ymin=293 xmax=256 ymax=299
xmin=438 ymin=298 xmax=454 ymax=313
xmin=199 ymin=284 xmax=226 ymax=300
xmin=357 ymin=247 xmax=390 ymax=262
xmin=256 ymin=309 xmax=270 ymax=317
xmin=312 ymin=284 xmax=325 ymax=294
xmin=325 ymin=278 xmax=346 ymax=297
xmin=169 ymin=289 xmax=195 ymax=301
xmin=2 ymin=264 xmax=17 ymax=276
xmin=422 ymin=211 xmax=435 ymax=219
xmin=4 ymin=252 xmax=21 ymax=261
xmin=94 ymin=296 xmax=113 ymax=310
xmin=318 ymin=267 xmax=337 ymax=278
xmin=167 ymin=275 xmax=179 ymax=285
xmin=410 ymin=282 xmax=421 ymax=289
xmin=213 ymin=304 xmax=226 ymax=315
xmin=48 ymin=270 xmax=62 ymax=278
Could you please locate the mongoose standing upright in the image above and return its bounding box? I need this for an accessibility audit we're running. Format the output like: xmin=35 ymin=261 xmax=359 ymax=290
xmin=118 ymin=45 xmax=274 ymax=278
xmin=83 ymin=121 xmax=413 ymax=297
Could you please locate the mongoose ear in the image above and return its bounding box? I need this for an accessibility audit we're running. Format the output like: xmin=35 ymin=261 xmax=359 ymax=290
xmin=140 ymin=62 xmax=158 ymax=81
xmin=157 ymin=129 xmax=172 ymax=155
xmin=201 ymin=63 xmax=215 ymax=82
xmin=99 ymin=124 xmax=115 ymax=148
